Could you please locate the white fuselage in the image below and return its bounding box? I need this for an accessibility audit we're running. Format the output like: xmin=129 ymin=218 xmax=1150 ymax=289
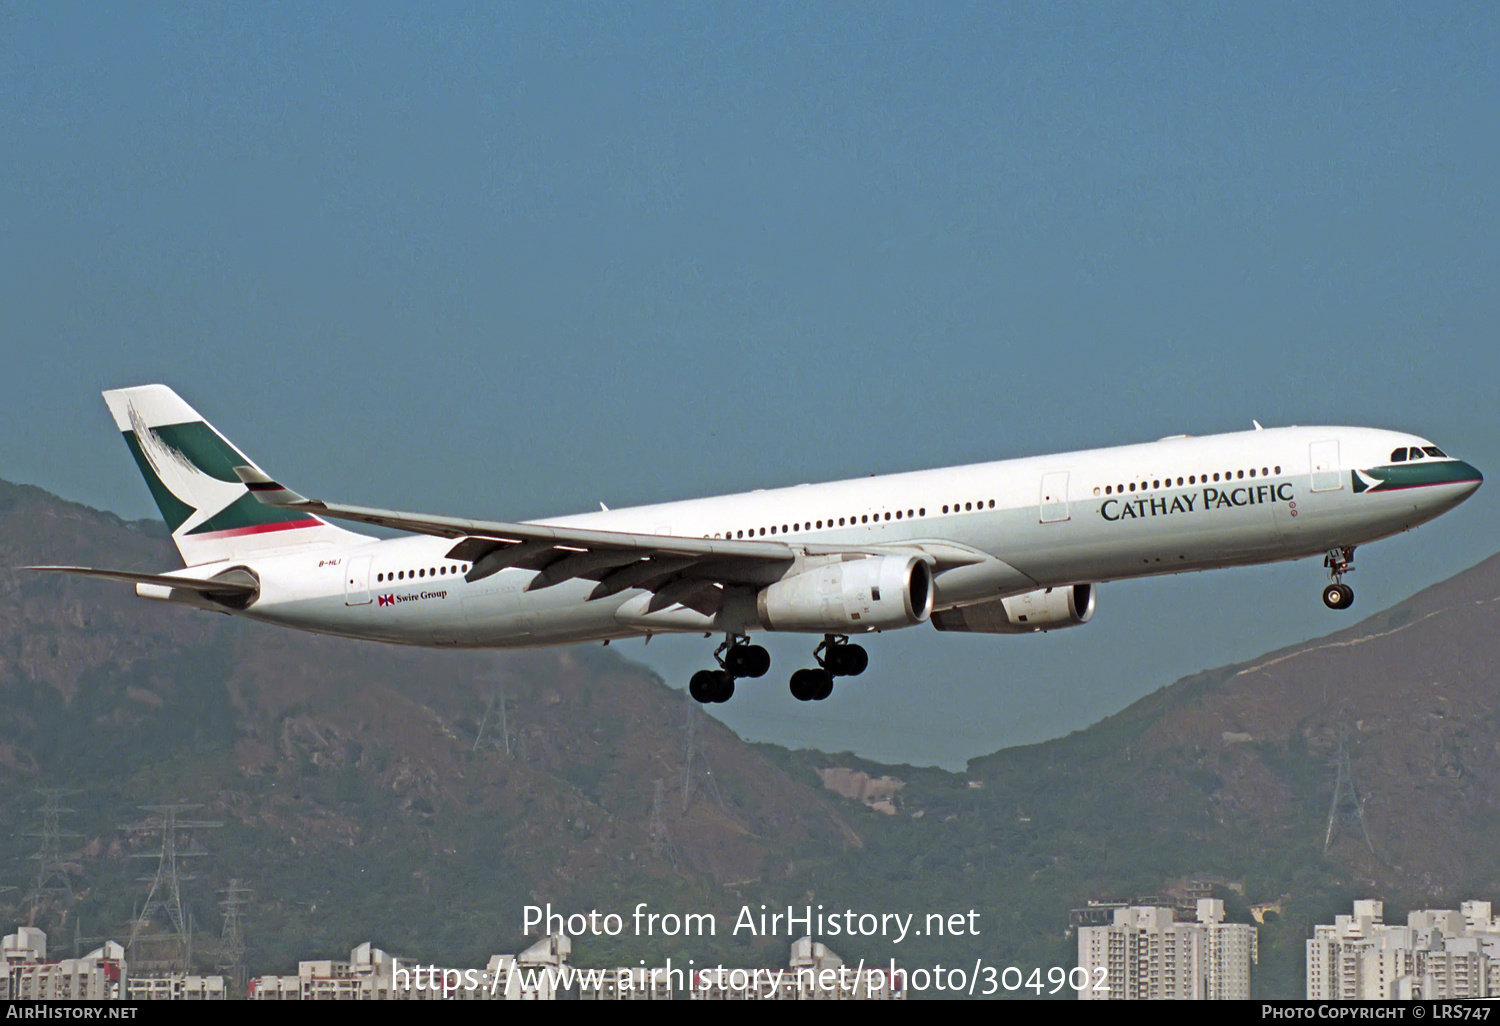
xmin=166 ymin=425 xmax=1481 ymax=647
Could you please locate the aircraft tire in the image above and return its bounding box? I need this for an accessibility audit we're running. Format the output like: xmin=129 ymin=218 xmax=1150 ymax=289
xmin=812 ymin=670 xmax=835 ymax=701
xmin=790 ymin=668 xmax=821 ymax=702
xmin=690 ymin=669 xmax=719 ymax=703
xmin=1322 ymin=583 xmax=1354 ymax=610
xmin=742 ymin=645 xmax=771 ymax=678
xmin=711 ymin=671 xmax=735 ymax=703
xmin=727 ymin=644 xmax=771 ymax=678
xmin=827 ymin=643 xmax=868 ymax=677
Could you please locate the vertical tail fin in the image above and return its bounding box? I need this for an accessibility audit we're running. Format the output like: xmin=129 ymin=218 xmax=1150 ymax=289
xmin=103 ymin=384 xmax=369 ymax=566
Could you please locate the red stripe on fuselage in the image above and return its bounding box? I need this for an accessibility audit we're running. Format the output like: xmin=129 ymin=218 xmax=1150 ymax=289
xmin=189 ymin=518 xmax=324 ymax=539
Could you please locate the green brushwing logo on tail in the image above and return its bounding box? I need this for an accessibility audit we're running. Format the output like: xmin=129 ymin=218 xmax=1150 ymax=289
xmin=122 ymin=415 xmax=319 ymax=537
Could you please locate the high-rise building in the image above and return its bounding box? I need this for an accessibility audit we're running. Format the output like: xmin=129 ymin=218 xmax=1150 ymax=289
xmin=1 ymin=928 xmax=127 ymax=1001
xmin=1078 ymin=898 xmax=1257 ymax=1000
xmin=1307 ymin=900 xmax=1500 ymax=999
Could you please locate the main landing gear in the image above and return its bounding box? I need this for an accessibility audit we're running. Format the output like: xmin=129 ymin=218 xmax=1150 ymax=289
xmin=1322 ymin=546 xmax=1356 ymax=610
xmin=689 ymin=634 xmax=770 ymax=704
xmin=688 ymin=634 xmax=871 ymax=704
xmin=789 ymin=636 xmax=868 ymax=702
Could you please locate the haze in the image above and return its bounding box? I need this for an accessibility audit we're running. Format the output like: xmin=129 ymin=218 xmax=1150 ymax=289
xmin=3 ymin=4 xmax=1495 ymax=767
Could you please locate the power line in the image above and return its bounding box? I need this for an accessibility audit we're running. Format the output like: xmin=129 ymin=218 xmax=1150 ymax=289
xmin=1324 ymin=725 xmax=1375 ymax=855
xmin=122 ymin=804 xmax=222 ymax=970
xmin=22 ymin=788 xmax=82 ymax=929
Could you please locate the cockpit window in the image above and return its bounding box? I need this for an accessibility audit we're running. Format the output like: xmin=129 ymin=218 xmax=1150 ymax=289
xmin=1423 ymin=446 xmax=1447 ymax=458
xmin=1390 ymin=448 xmax=1408 ymax=462
xmin=1410 ymin=448 xmax=1425 ymax=460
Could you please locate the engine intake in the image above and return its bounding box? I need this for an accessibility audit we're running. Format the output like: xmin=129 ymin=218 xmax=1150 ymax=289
xmin=931 ymin=584 xmax=1095 ymax=634
xmin=757 ymin=556 xmax=933 ymax=633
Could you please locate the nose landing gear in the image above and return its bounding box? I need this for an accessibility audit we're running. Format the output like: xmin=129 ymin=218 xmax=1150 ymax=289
xmin=1322 ymin=547 xmax=1356 ymax=610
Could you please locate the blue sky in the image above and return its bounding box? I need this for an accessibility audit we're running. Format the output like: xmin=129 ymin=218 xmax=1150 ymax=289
xmin=3 ymin=3 xmax=1496 ymax=767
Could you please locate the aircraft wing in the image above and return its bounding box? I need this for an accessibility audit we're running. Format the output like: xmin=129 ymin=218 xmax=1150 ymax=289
xmin=235 ymin=467 xmax=991 ymax=616
xmin=235 ymin=467 xmax=799 ymax=611
xmin=25 ymin=566 xmax=258 ymax=597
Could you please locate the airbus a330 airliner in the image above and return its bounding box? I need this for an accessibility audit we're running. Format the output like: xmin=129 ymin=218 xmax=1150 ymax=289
xmin=34 ymin=385 xmax=1482 ymax=705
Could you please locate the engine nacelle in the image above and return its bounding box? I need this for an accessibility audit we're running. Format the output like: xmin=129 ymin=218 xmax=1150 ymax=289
xmin=757 ymin=556 xmax=934 ymax=633
xmin=930 ymin=584 xmax=1095 ymax=634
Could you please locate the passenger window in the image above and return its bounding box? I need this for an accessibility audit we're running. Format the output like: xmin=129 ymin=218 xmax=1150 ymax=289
xmin=1249 ymin=468 xmax=1256 ymax=477
xmin=988 ymin=500 xmax=995 ymax=508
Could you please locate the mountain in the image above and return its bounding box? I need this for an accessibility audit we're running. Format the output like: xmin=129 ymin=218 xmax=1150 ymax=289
xmin=2 ymin=477 xmax=1497 ymax=997
xmin=0 ymin=480 xmax=862 ymax=970
xmin=785 ymin=551 xmax=1500 ymax=995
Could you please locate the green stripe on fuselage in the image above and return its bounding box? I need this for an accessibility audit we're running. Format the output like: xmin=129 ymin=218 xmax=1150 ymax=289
xmin=1353 ymin=461 xmax=1483 ymax=493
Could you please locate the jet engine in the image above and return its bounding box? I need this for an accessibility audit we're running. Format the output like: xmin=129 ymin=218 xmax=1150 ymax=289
xmin=757 ymin=556 xmax=934 ymax=632
xmin=930 ymin=584 xmax=1095 ymax=634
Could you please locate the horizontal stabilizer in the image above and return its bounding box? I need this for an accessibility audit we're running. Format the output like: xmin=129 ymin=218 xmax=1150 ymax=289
xmin=231 ymin=466 xmax=308 ymax=505
xmin=26 ymin=566 xmax=258 ymax=597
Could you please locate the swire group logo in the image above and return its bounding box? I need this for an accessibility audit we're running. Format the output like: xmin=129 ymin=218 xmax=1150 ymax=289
xmin=378 ymin=594 xmax=395 ymax=607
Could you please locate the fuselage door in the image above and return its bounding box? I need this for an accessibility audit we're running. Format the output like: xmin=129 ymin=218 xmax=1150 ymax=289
xmin=1310 ymin=440 xmax=1343 ymax=493
xmin=1040 ymin=471 xmax=1071 ymax=523
xmin=345 ymin=555 xmax=372 ymax=606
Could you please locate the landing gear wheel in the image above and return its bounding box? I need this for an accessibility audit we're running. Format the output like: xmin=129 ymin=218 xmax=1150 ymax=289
xmin=724 ymin=644 xmax=770 ymax=678
xmin=711 ymin=671 xmax=735 ymax=703
xmin=790 ymin=668 xmax=834 ymax=702
xmin=813 ymin=672 xmax=834 ymax=701
xmin=689 ymin=670 xmax=719 ymax=704
xmin=825 ymin=643 xmax=868 ymax=677
xmin=1322 ymin=583 xmax=1354 ymax=610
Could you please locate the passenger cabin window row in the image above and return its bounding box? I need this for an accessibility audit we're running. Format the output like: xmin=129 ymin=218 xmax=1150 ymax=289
xmin=376 ymin=563 xmax=471 ymax=584
xmin=1391 ymin=446 xmax=1446 ymax=462
xmin=709 ymin=500 xmax=1003 ymax=540
xmin=1098 ymin=466 xmax=1282 ymax=496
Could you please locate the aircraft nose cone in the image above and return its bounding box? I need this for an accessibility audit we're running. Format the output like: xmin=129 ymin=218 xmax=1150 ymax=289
xmin=1459 ymin=461 xmax=1483 ymax=494
xmin=1436 ymin=461 xmax=1483 ymax=507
